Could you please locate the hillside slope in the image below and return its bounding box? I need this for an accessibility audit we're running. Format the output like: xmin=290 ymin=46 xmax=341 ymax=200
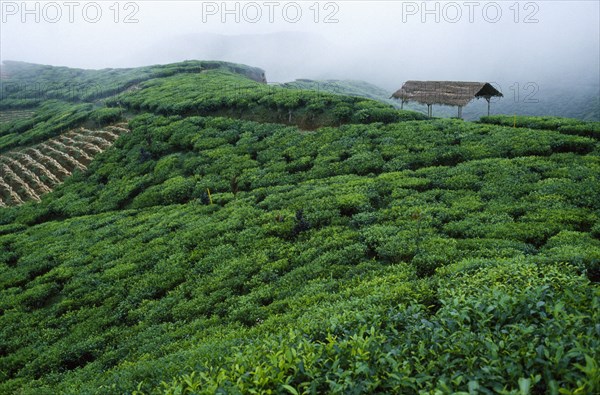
xmin=281 ymin=79 xmax=399 ymax=107
xmin=0 ymin=60 xmax=266 ymax=105
xmin=0 ymin=62 xmax=599 ymax=394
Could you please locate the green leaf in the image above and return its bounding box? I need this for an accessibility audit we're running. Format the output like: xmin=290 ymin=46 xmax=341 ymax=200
xmin=282 ymin=384 xmax=299 ymax=395
xmin=518 ymin=377 xmax=531 ymax=395
xmin=468 ymin=380 xmax=480 ymax=394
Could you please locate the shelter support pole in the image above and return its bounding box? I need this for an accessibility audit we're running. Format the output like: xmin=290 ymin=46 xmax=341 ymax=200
xmin=458 ymin=106 xmax=463 ymax=119
xmin=486 ymin=98 xmax=491 ymax=116
xmin=401 ymin=100 xmax=404 ymax=110
xmin=427 ymin=104 xmax=432 ymax=118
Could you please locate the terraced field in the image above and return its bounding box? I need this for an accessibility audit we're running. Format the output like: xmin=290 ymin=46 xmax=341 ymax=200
xmin=0 ymin=123 xmax=128 ymax=206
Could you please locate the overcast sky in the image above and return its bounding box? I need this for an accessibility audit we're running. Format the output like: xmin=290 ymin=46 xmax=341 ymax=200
xmin=1 ymin=1 xmax=599 ymax=88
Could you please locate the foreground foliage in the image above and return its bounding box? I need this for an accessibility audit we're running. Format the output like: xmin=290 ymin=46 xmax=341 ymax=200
xmin=159 ymin=261 xmax=599 ymax=395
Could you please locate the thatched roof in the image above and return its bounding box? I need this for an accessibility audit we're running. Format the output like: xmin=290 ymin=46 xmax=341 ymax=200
xmin=392 ymin=81 xmax=503 ymax=106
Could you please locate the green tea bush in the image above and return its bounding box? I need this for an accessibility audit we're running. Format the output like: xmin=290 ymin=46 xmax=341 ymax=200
xmin=481 ymin=115 xmax=600 ymax=138
xmin=160 ymin=261 xmax=598 ymax=395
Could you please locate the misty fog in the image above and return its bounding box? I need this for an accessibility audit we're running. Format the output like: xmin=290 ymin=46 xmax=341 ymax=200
xmin=1 ymin=1 xmax=599 ymax=117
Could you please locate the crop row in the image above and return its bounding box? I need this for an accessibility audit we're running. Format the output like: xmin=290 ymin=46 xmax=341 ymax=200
xmin=0 ymin=124 xmax=128 ymax=206
xmin=0 ymin=109 xmax=36 ymax=125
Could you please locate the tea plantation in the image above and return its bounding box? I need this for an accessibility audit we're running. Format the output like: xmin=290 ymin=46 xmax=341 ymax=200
xmin=0 ymin=61 xmax=598 ymax=394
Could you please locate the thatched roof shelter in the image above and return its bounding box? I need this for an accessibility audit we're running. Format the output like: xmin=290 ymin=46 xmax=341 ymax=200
xmin=391 ymin=81 xmax=503 ymax=118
